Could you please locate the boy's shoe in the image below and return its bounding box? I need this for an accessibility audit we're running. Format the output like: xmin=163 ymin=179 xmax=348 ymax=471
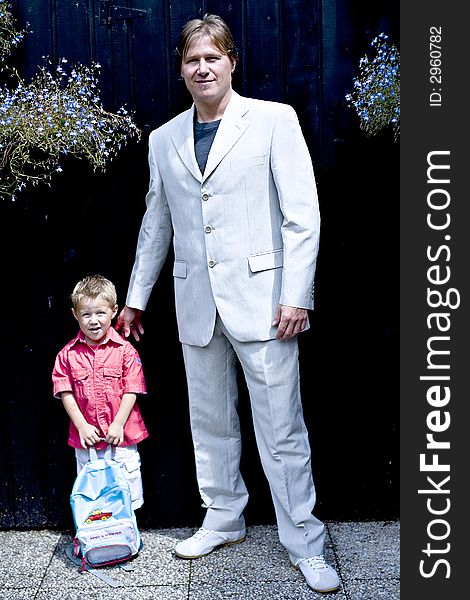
xmin=174 ymin=527 xmax=246 ymax=558
xmin=290 ymin=554 xmax=340 ymax=593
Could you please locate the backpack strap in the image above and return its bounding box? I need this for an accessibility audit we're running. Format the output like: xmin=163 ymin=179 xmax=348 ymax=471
xmin=88 ymin=444 xmax=114 ymax=462
xmin=103 ymin=444 xmax=114 ymax=460
xmin=118 ymin=562 xmax=136 ymax=572
xmin=65 ymin=542 xmax=120 ymax=587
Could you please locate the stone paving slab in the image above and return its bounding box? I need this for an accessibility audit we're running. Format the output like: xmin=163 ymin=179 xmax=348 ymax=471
xmin=0 ymin=530 xmax=61 ymax=592
xmin=329 ymin=521 xmax=400 ymax=600
xmin=0 ymin=521 xmax=400 ymax=599
xmin=187 ymin=582 xmax=349 ymax=599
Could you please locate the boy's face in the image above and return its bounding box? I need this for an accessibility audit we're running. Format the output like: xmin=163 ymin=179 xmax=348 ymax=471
xmin=72 ymin=296 xmax=118 ymax=346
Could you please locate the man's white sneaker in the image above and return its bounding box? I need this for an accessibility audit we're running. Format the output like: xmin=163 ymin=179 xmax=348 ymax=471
xmin=290 ymin=554 xmax=340 ymax=593
xmin=174 ymin=527 xmax=246 ymax=559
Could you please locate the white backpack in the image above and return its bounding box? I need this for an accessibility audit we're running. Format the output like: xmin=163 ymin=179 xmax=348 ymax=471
xmin=70 ymin=446 xmax=142 ymax=571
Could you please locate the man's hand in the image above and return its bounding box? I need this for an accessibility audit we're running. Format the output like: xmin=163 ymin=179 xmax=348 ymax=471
xmin=272 ymin=304 xmax=308 ymax=340
xmin=116 ymin=306 xmax=145 ymax=341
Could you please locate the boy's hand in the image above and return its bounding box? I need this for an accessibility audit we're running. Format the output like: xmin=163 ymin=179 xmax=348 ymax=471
xmin=78 ymin=423 xmax=101 ymax=449
xmin=105 ymin=421 xmax=124 ymax=446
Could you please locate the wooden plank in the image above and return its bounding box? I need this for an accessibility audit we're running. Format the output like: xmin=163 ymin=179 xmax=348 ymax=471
xmin=13 ymin=0 xmax=54 ymax=80
xmin=0 ymin=401 xmax=15 ymax=527
xmin=0 ymin=199 xmax=51 ymax=526
xmin=243 ymin=0 xmax=282 ymax=100
xmin=166 ymin=0 xmax=200 ymax=116
xmin=131 ymin=0 xmax=171 ymax=131
xmin=204 ymin=1 xmax=246 ymax=96
xmin=53 ymin=0 xmax=93 ymax=65
xmin=282 ymin=0 xmax=322 ymax=160
xmin=92 ymin=0 xmax=115 ymax=108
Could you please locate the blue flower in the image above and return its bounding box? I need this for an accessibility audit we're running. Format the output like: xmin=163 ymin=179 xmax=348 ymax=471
xmin=345 ymin=33 xmax=400 ymax=140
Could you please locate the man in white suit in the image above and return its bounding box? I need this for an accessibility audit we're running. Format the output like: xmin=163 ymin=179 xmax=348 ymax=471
xmin=117 ymin=14 xmax=339 ymax=593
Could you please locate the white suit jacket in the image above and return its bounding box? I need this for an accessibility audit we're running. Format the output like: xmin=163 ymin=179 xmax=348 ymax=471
xmin=126 ymin=91 xmax=320 ymax=346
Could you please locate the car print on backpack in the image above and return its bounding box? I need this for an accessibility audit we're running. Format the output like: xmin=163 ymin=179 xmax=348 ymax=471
xmin=85 ymin=509 xmax=113 ymax=524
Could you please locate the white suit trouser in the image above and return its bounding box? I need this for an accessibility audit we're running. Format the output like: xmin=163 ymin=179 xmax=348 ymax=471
xmin=181 ymin=315 xmax=325 ymax=558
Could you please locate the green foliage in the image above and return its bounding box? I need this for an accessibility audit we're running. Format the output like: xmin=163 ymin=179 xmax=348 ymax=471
xmin=0 ymin=0 xmax=26 ymax=62
xmin=0 ymin=1 xmax=141 ymax=199
xmin=346 ymin=33 xmax=400 ymax=141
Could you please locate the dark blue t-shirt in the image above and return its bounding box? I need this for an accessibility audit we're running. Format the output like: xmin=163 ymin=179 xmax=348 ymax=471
xmin=194 ymin=118 xmax=221 ymax=174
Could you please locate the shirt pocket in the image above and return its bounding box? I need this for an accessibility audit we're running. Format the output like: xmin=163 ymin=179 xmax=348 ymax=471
xmin=103 ymin=366 xmax=122 ymax=396
xmin=71 ymin=369 xmax=90 ymax=399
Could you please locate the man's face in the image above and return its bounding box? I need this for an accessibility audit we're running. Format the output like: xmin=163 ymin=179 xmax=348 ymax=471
xmin=180 ymin=35 xmax=235 ymax=109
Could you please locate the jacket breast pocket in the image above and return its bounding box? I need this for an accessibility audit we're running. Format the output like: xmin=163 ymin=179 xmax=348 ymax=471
xmin=173 ymin=260 xmax=187 ymax=278
xmin=230 ymin=155 xmax=266 ymax=171
xmin=247 ymin=249 xmax=284 ymax=273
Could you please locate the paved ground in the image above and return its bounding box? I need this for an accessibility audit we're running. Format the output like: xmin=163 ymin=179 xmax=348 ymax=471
xmin=0 ymin=521 xmax=399 ymax=599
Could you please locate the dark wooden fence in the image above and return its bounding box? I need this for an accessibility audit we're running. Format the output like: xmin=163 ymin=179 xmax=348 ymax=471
xmin=0 ymin=0 xmax=399 ymax=529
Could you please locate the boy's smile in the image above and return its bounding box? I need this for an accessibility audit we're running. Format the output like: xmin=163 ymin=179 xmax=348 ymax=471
xmin=72 ymin=296 xmax=118 ymax=346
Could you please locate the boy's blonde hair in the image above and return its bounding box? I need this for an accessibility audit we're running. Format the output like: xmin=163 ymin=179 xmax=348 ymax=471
xmin=71 ymin=274 xmax=117 ymax=311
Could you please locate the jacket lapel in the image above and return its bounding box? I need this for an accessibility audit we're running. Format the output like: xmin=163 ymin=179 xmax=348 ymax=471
xmin=171 ymin=107 xmax=202 ymax=183
xmin=203 ymin=92 xmax=250 ymax=181
xmin=170 ymin=92 xmax=251 ymax=183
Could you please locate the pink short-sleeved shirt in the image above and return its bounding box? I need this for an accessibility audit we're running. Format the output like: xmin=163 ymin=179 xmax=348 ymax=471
xmin=52 ymin=326 xmax=148 ymax=449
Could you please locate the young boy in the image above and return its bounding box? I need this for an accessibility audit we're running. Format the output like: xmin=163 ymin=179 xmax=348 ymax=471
xmin=52 ymin=274 xmax=148 ymax=510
